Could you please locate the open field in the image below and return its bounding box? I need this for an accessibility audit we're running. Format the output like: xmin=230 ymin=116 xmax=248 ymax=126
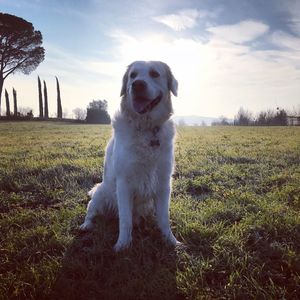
xmin=0 ymin=121 xmax=299 ymax=299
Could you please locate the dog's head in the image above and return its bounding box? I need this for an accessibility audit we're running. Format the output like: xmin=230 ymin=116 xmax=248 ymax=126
xmin=120 ymin=61 xmax=178 ymax=123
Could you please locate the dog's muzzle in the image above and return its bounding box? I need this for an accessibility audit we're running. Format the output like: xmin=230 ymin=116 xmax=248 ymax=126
xmin=132 ymin=80 xmax=162 ymax=114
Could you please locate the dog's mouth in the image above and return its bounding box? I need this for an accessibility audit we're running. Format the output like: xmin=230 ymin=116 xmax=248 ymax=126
xmin=132 ymin=92 xmax=162 ymax=114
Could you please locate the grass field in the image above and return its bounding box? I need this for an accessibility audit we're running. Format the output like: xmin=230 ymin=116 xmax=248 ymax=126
xmin=0 ymin=121 xmax=299 ymax=299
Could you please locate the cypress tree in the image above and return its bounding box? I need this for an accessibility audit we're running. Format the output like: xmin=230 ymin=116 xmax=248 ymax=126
xmin=43 ymin=80 xmax=48 ymax=118
xmin=13 ymin=88 xmax=17 ymax=116
xmin=38 ymin=76 xmax=43 ymax=118
xmin=5 ymin=89 xmax=10 ymax=116
xmin=56 ymin=76 xmax=62 ymax=118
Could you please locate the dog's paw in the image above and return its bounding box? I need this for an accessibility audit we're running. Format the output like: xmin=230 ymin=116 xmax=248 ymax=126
xmin=164 ymin=232 xmax=183 ymax=248
xmin=79 ymin=220 xmax=94 ymax=231
xmin=167 ymin=237 xmax=186 ymax=250
xmin=170 ymin=238 xmax=184 ymax=247
xmin=174 ymin=240 xmax=186 ymax=250
xmin=113 ymin=239 xmax=132 ymax=252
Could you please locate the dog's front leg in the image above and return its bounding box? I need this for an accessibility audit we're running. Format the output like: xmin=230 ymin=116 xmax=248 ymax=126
xmin=114 ymin=177 xmax=133 ymax=251
xmin=155 ymin=180 xmax=181 ymax=246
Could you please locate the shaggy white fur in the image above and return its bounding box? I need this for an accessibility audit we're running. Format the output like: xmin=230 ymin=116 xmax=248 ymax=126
xmin=80 ymin=61 xmax=180 ymax=251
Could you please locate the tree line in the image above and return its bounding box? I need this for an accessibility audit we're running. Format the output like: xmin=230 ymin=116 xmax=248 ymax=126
xmin=2 ymin=78 xmax=111 ymax=123
xmin=0 ymin=12 xmax=111 ymax=124
xmin=1 ymin=76 xmax=62 ymax=119
xmin=3 ymin=87 xmax=23 ymax=117
xmin=212 ymin=107 xmax=297 ymax=126
xmin=234 ymin=107 xmax=289 ymax=126
xmin=3 ymin=88 xmax=33 ymax=119
xmin=37 ymin=75 xmax=62 ymax=119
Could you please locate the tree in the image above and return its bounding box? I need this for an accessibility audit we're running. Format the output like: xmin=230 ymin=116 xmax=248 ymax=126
xmin=26 ymin=109 xmax=33 ymax=119
xmin=86 ymin=100 xmax=111 ymax=124
xmin=43 ymin=80 xmax=48 ymax=118
xmin=56 ymin=76 xmax=62 ymax=118
xmin=219 ymin=115 xmax=230 ymax=125
xmin=273 ymin=108 xmax=287 ymax=126
xmin=5 ymin=88 xmax=10 ymax=116
xmin=255 ymin=108 xmax=288 ymax=126
xmin=38 ymin=76 xmax=43 ymax=118
xmin=234 ymin=107 xmax=253 ymax=126
xmin=0 ymin=13 xmax=45 ymax=115
xmin=265 ymin=109 xmax=275 ymax=125
xmin=13 ymin=87 xmax=17 ymax=116
xmin=73 ymin=107 xmax=86 ymax=120
xmin=255 ymin=109 xmax=274 ymax=125
xmin=256 ymin=111 xmax=267 ymax=125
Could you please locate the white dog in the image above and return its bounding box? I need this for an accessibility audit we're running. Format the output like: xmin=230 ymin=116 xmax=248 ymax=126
xmin=80 ymin=61 xmax=180 ymax=251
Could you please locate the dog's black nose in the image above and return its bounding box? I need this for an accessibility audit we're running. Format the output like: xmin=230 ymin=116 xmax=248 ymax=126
xmin=132 ymin=80 xmax=147 ymax=93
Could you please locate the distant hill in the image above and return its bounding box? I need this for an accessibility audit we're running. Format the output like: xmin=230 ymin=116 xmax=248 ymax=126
xmin=173 ymin=115 xmax=229 ymax=126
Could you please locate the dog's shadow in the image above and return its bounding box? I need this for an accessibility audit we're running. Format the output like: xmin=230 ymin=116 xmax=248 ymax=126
xmin=50 ymin=216 xmax=185 ymax=300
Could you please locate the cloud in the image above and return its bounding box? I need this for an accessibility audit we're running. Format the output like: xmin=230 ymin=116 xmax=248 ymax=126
xmin=153 ymin=8 xmax=215 ymax=31
xmin=283 ymin=0 xmax=300 ymax=36
xmin=107 ymin=26 xmax=300 ymax=118
xmin=40 ymin=42 xmax=121 ymax=82
xmin=270 ymin=31 xmax=300 ymax=51
xmin=207 ymin=20 xmax=269 ymax=43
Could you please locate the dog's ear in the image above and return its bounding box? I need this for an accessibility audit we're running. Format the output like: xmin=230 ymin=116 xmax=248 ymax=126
xmin=164 ymin=63 xmax=178 ymax=96
xmin=120 ymin=65 xmax=131 ymax=97
xmin=120 ymin=68 xmax=128 ymax=97
xmin=120 ymin=69 xmax=128 ymax=97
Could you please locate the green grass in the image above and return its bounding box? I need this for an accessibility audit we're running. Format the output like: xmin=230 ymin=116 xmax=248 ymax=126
xmin=0 ymin=121 xmax=299 ymax=299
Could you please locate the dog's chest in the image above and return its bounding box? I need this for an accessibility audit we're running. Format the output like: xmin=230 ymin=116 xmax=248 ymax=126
xmin=113 ymin=118 xmax=175 ymax=197
xmin=132 ymin=127 xmax=161 ymax=159
xmin=124 ymin=129 xmax=164 ymax=196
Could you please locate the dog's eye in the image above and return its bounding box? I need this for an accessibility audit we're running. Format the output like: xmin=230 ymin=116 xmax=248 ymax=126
xmin=149 ymin=70 xmax=160 ymax=78
xmin=130 ymin=72 xmax=137 ymax=79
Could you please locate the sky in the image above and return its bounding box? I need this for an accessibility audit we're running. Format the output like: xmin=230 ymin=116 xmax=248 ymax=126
xmin=1 ymin=0 xmax=300 ymax=119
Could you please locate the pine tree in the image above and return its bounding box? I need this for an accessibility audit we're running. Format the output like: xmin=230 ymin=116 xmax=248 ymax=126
xmin=43 ymin=80 xmax=48 ymax=118
xmin=13 ymin=88 xmax=17 ymax=116
xmin=5 ymin=89 xmax=10 ymax=116
xmin=0 ymin=13 xmax=45 ymax=114
xmin=38 ymin=76 xmax=43 ymax=118
xmin=56 ymin=76 xmax=62 ymax=118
